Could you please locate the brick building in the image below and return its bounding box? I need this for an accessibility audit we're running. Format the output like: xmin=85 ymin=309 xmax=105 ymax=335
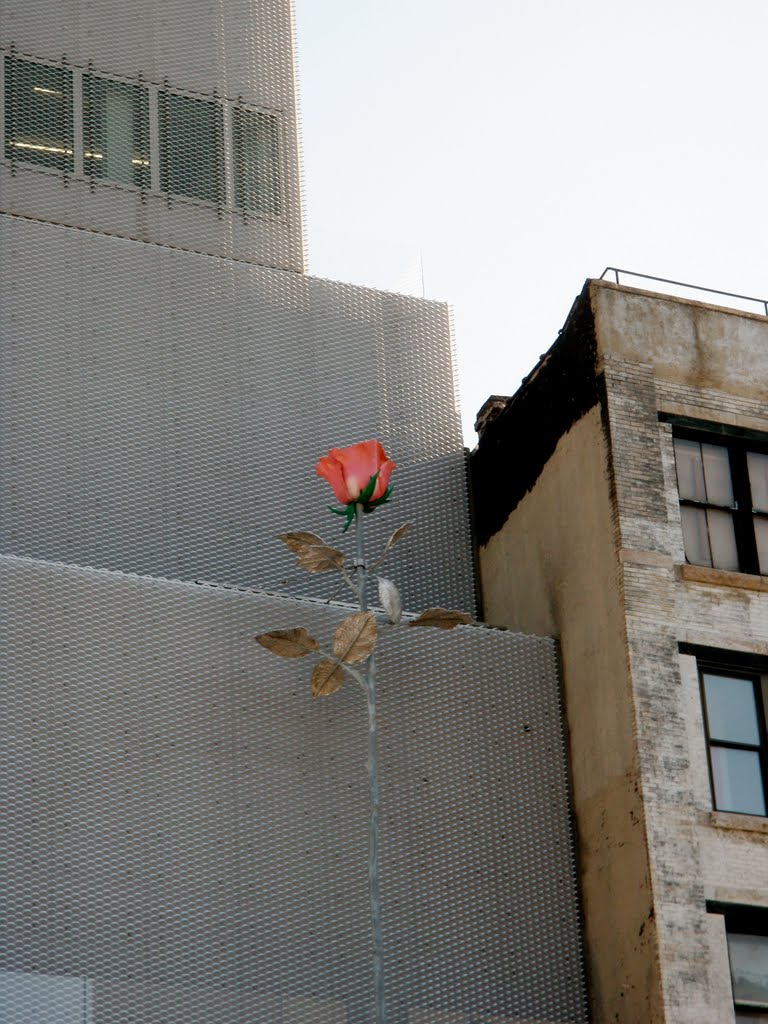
xmin=471 ymin=276 xmax=768 ymax=1023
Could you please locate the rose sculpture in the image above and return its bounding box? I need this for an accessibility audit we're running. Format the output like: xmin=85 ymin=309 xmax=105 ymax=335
xmin=254 ymin=440 xmax=470 ymax=1024
xmin=317 ymin=438 xmax=396 ymax=530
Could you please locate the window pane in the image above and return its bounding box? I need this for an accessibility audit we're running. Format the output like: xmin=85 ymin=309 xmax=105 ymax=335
xmin=729 ymin=933 xmax=768 ymax=1006
xmin=233 ymin=108 xmax=281 ymax=214
xmin=736 ymin=1013 xmax=768 ymax=1022
xmin=755 ymin=517 xmax=768 ymax=576
xmin=703 ymin=673 xmax=760 ymax=744
xmin=711 ymin=747 xmax=766 ymax=814
xmin=702 ymin=443 xmax=734 ymax=506
xmin=681 ymin=505 xmax=711 ymax=565
xmin=4 ymin=57 xmax=73 ymax=170
xmin=0 ymin=968 xmax=92 ymax=1023
xmin=749 ymin=453 xmax=768 ymax=513
xmin=674 ymin=438 xmax=707 ymax=501
xmin=83 ymin=75 xmax=150 ymax=188
xmin=159 ymin=92 xmax=223 ymax=203
xmin=707 ymin=509 xmax=739 ymax=571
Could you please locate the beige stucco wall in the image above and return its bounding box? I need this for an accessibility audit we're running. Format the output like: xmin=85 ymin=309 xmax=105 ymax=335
xmin=478 ymin=404 xmax=664 ymax=1024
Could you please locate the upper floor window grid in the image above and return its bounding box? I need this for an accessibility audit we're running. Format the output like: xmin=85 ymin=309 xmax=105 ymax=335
xmin=673 ymin=431 xmax=768 ymax=575
xmin=2 ymin=53 xmax=281 ymax=217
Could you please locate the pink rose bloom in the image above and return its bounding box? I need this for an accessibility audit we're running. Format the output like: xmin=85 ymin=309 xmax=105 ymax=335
xmin=316 ymin=440 xmax=396 ymax=507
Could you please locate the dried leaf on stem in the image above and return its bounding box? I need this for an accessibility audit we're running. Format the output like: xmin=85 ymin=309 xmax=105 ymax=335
xmin=371 ymin=522 xmax=412 ymax=570
xmin=378 ymin=577 xmax=402 ymax=624
xmin=333 ymin=611 xmax=377 ymax=664
xmin=254 ymin=627 xmax=320 ymax=657
xmin=278 ymin=532 xmax=345 ymax=574
xmin=277 ymin=531 xmax=326 ymax=552
xmin=311 ymin=660 xmax=345 ymax=698
xmin=409 ymin=608 xmax=471 ymax=630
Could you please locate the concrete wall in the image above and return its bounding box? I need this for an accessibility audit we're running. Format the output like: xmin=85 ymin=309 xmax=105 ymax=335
xmin=592 ymin=282 xmax=768 ymax=402
xmin=0 ymin=553 xmax=588 ymax=1024
xmin=0 ymin=0 xmax=304 ymax=269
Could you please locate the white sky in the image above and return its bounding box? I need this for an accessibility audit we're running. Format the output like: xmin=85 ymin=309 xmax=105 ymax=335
xmin=293 ymin=0 xmax=768 ymax=444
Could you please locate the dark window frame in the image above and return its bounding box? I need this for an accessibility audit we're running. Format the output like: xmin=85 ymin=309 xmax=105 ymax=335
xmin=698 ymin=661 xmax=768 ymax=817
xmin=670 ymin=421 xmax=768 ymax=576
xmin=683 ymin=646 xmax=768 ymax=818
xmin=708 ymin=905 xmax=768 ymax=1016
xmin=232 ymin=105 xmax=282 ymax=215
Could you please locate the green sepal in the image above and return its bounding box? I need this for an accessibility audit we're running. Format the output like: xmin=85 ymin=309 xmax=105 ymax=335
xmin=364 ymin=484 xmax=393 ymax=512
xmin=358 ymin=472 xmax=379 ymax=505
xmin=328 ymin=503 xmax=356 ymax=531
xmin=341 ymin=505 xmax=355 ymax=532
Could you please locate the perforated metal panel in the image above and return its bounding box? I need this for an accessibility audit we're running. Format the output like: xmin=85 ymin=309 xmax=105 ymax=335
xmin=0 ymin=554 xmax=588 ymax=1024
xmin=0 ymin=212 xmax=474 ymax=613
xmin=0 ymin=0 xmax=304 ymax=270
xmin=0 ymin=2 xmax=588 ymax=1020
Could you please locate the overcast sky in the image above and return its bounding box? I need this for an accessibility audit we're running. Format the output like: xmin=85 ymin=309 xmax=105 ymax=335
xmin=293 ymin=0 xmax=768 ymax=444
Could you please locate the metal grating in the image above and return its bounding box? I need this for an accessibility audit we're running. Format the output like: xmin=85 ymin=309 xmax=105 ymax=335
xmin=0 ymin=554 xmax=589 ymax=1024
xmin=0 ymin=211 xmax=475 ymax=614
xmin=0 ymin=2 xmax=588 ymax=1020
xmin=0 ymin=0 xmax=304 ymax=272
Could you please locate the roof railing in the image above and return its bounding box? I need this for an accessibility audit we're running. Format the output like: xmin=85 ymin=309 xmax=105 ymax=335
xmin=600 ymin=267 xmax=768 ymax=318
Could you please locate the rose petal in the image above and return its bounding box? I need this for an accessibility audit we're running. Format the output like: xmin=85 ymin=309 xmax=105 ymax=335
xmin=316 ymin=452 xmax=352 ymax=504
xmin=371 ymin=459 xmax=396 ymax=500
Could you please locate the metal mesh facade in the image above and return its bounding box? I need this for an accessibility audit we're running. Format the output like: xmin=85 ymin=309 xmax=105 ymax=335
xmin=0 ymin=211 xmax=474 ymax=613
xmin=0 ymin=1 xmax=303 ymax=270
xmin=0 ymin=1 xmax=588 ymax=1020
xmin=0 ymin=554 xmax=588 ymax=1024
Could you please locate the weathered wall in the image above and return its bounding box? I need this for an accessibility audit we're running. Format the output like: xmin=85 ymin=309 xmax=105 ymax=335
xmin=592 ymin=281 xmax=768 ymax=403
xmin=598 ymin=328 xmax=768 ymax=1023
xmin=478 ymin=401 xmax=663 ymax=1024
xmin=474 ymin=280 xmax=768 ymax=1022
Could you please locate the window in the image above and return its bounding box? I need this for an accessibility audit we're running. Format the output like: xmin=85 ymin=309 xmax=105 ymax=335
xmin=673 ymin=431 xmax=768 ymax=575
xmin=4 ymin=56 xmax=73 ymax=171
xmin=700 ymin=664 xmax=768 ymax=816
xmin=83 ymin=74 xmax=150 ymax=188
xmin=720 ymin=908 xmax=768 ymax=1021
xmin=2 ymin=53 xmax=283 ymax=216
xmin=0 ymin=968 xmax=93 ymax=1023
xmin=158 ymin=91 xmax=224 ymax=204
xmin=233 ymin=107 xmax=281 ymax=214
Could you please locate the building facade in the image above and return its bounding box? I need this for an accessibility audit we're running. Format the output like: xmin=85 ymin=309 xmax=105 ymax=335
xmin=472 ymin=278 xmax=768 ymax=1023
xmin=0 ymin=2 xmax=589 ymax=1022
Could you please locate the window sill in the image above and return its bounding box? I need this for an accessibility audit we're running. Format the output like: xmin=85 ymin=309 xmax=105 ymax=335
xmin=678 ymin=564 xmax=768 ymax=593
xmin=709 ymin=810 xmax=768 ymax=835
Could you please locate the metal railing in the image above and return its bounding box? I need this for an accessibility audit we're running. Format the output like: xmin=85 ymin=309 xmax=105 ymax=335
xmin=600 ymin=267 xmax=768 ymax=317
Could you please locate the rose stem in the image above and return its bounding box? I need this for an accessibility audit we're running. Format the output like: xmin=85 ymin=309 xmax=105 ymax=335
xmin=355 ymin=502 xmax=386 ymax=1024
